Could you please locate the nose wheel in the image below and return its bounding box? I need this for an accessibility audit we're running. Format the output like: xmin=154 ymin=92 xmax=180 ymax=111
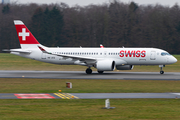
xmin=159 ymin=65 xmax=165 ymax=74
xmin=160 ymin=70 xmax=164 ymax=74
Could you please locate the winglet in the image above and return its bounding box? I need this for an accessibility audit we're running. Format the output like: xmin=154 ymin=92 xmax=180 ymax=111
xmin=100 ymin=44 xmax=104 ymax=48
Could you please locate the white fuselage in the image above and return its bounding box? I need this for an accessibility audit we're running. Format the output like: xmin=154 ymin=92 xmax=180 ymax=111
xmin=11 ymin=47 xmax=177 ymax=66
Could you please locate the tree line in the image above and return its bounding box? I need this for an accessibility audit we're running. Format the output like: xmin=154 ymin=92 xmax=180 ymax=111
xmin=0 ymin=0 xmax=180 ymax=54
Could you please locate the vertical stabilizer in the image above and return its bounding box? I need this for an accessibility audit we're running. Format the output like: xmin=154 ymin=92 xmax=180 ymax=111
xmin=14 ymin=20 xmax=40 ymax=49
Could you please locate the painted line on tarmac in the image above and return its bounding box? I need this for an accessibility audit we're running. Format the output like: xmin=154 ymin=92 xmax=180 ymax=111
xmin=54 ymin=93 xmax=79 ymax=99
xmin=14 ymin=94 xmax=55 ymax=99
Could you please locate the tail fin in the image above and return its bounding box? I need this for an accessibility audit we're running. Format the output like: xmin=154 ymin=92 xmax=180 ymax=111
xmin=14 ymin=20 xmax=40 ymax=49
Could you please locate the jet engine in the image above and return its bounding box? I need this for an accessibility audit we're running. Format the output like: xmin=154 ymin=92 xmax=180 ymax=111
xmin=116 ymin=65 xmax=134 ymax=70
xmin=96 ymin=60 xmax=115 ymax=71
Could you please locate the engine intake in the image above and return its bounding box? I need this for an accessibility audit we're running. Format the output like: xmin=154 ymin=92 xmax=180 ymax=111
xmin=96 ymin=60 xmax=115 ymax=71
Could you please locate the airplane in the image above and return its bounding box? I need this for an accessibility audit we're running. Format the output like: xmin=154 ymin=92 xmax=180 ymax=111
xmin=3 ymin=20 xmax=177 ymax=74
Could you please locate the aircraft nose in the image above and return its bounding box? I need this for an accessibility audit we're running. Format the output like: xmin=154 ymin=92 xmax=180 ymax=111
xmin=170 ymin=56 xmax=177 ymax=64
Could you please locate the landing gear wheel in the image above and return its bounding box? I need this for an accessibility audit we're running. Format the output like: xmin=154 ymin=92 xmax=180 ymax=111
xmin=98 ymin=71 xmax=104 ymax=74
xmin=160 ymin=71 xmax=164 ymax=74
xmin=159 ymin=65 xmax=165 ymax=75
xmin=86 ymin=68 xmax=92 ymax=74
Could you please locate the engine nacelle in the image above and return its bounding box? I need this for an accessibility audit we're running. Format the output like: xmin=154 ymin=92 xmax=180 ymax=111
xmin=96 ymin=60 xmax=115 ymax=71
xmin=116 ymin=65 xmax=134 ymax=70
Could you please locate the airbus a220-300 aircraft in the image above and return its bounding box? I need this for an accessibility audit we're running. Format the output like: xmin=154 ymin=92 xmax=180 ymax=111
xmin=4 ymin=20 xmax=177 ymax=74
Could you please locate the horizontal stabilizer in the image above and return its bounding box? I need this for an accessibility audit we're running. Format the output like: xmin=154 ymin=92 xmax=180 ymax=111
xmin=3 ymin=49 xmax=31 ymax=54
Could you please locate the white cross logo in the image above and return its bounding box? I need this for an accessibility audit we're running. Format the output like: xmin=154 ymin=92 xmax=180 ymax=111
xmin=19 ymin=28 xmax=30 ymax=41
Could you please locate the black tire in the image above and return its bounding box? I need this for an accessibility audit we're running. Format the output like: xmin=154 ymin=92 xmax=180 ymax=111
xmin=86 ymin=68 xmax=92 ymax=74
xmin=160 ymin=71 xmax=164 ymax=74
xmin=98 ymin=71 xmax=104 ymax=74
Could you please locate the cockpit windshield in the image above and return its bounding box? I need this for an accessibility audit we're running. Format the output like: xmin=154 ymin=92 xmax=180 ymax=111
xmin=161 ymin=52 xmax=171 ymax=56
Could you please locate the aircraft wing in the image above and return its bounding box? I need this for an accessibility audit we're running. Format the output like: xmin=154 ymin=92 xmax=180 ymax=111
xmin=38 ymin=46 xmax=97 ymax=62
xmin=3 ymin=49 xmax=31 ymax=54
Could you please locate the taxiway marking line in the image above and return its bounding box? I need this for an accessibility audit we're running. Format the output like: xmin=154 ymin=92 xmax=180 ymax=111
xmin=14 ymin=94 xmax=55 ymax=99
xmin=54 ymin=93 xmax=79 ymax=99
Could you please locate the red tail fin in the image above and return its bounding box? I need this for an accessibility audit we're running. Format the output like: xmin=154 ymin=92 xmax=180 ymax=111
xmin=14 ymin=20 xmax=40 ymax=45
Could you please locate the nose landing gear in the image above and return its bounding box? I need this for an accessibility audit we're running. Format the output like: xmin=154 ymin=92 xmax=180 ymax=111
xmin=160 ymin=70 xmax=164 ymax=74
xmin=159 ymin=65 xmax=165 ymax=74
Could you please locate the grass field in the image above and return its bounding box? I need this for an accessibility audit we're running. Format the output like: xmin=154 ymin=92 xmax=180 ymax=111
xmin=1 ymin=78 xmax=180 ymax=93
xmin=1 ymin=99 xmax=180 ymax=120
xmin=0 ymin=53 xmax=180 ymax=119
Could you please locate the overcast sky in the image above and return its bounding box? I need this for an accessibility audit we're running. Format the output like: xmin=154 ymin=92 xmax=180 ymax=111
xmin=10 ymin=0 xmax=180 ymax=7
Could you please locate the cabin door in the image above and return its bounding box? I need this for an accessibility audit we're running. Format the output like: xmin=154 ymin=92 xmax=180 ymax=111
xmin=150 ymin=51 xmax=156 ymax=60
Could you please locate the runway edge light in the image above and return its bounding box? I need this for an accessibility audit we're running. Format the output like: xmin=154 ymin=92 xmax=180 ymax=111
xmin=102 ymin=99 xmax=115 ymax=109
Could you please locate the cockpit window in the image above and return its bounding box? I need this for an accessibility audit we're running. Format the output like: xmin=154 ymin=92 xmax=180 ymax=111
xmin=161 ymin=52 xmax=171 ymax=56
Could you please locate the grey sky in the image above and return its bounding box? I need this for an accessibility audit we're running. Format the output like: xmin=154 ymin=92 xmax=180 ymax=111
xmin=11 ymin=0 xmax=180 ymax=7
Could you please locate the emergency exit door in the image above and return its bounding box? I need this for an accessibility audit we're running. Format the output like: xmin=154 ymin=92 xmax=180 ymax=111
xmin=150 ymin=51 xmax=156 ymax=60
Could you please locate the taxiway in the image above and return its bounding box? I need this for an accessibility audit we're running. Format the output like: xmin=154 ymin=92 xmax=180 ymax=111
xmin=0 ymin=70 xmax=180 ymax=80
xmin=0 ymin=93 xmax=180 ymax=99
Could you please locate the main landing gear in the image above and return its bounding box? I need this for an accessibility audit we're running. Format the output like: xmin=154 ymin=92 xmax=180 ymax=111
xmin=86 ymin=68 xmax=92 ymax=74
xmin=98 ymin=71 xmax=104 ymax=74
xmin=159 ymin=65 xmax=165 ymax=74
xmin=85 ymin=68 xmax=104 ymax=74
